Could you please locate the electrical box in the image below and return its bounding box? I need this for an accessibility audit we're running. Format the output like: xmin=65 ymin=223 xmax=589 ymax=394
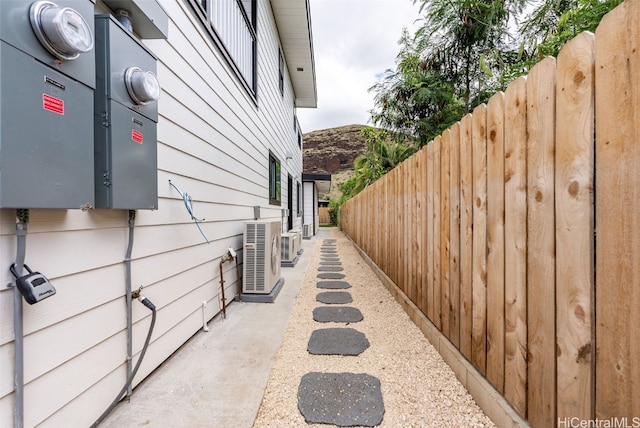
xmin=0 ymin=1 xmax=96 ymax=209
xmin=94 ymin=14 xmax=159 ymax=209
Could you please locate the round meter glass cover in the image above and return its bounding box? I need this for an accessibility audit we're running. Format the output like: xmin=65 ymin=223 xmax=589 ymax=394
xmin=30 ymin=1 xmax=94 ymax=60
xmin=125 ymin=67 xmax=161 ymax=105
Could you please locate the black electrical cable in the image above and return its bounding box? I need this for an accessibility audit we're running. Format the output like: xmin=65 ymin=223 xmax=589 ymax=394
xmin=91 ymin=296 xmax=157 ymax=428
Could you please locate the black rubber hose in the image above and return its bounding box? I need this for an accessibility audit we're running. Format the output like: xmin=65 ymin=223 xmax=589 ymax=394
xmin=91 ymin=297 xmax=156 ymax=427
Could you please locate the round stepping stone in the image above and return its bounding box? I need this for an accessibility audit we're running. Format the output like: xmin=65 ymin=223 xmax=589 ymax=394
xmin=307 ymin=328 xmax=370 ymax=356
xmin=317 ymin=281 xmax=351 ymax=289
xmin=318 ymin=266 xmax=344 ymax=272
xmin=313 ymin=306 xmax=363 ymax=323
xmin=317 ymin=291 xmax=352 ymax=304
xmin=320 ymin=261 xmax=342 ymax=266
xmin=317 ymin=273 xmax=345 ymax=280
xmin=298 ymin=372 xmax=384 ymax=427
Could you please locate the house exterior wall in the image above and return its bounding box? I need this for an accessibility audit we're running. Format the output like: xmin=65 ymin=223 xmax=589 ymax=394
xmin=303 ymin=181 xmax=322 ymax=236
xmin=0 ymin=0 xmax=310 ymax=426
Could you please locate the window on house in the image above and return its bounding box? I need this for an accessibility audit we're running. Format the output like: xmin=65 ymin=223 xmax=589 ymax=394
xmin=278 ymin=48 xmax=284 ymax=96
xmin=191 ymin=0 xmax=257 ymax=95
xmin=269 ymin=152 xmax=281 ymax=205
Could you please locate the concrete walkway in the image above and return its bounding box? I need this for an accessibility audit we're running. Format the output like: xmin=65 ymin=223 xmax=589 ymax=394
xmin=101 ymin=230 xmax=322 ymax=427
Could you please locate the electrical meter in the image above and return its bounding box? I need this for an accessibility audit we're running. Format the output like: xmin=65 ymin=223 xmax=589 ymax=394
xmin=124 ymin=67 xmax=160 ymax=105
xmin=30 ymin=0 xmax=94 ymax=61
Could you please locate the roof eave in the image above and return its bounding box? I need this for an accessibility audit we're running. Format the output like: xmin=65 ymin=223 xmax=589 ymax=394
xmin=271 ymin=0 xmax=318 ymax=108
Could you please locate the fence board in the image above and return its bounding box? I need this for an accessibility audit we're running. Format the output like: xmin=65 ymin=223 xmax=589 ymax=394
xmin=420 ymin=147 xmax=429 ymax=314
xmin=414 ymin=152 xmax=424 ymax=313
xmin=555 ymin=32 xmax=595 ymax=421
xmin=595 ymin=0 xmax=640 ymax=417
xmin=440 ymin=130 xmax=451 ymax=338
xmin=459 ymin=114 xmax=474 ymax=360
xmin=433 ymin=136 xmax=442 ymax=329
xmin=471 ymin=104 xmax=488 ymax=375
xmin=526 ymin=57 xmax=557 ymax=428
xmin=449 ymin=123 xmax=461 ymax=348
xmin=426 ymin=143 xmax=435 ymax=322
xmin=486 ymin=92 xmax=506 ymax=393
xmin=503 ymin=77 xmax=528 ymax=417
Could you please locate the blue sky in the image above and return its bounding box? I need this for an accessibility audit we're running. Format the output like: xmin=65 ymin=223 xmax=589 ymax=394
xmin=297 ymin=0 xmax=423 ymax=133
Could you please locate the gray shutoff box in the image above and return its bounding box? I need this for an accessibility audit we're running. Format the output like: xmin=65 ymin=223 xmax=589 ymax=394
xmin=94 ymin=14 xmax=159 ymax=210
xmin=0 ymin=0 xmax=96 ymax=209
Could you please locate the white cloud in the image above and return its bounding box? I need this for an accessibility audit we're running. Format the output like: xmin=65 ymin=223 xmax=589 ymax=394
xmin=297 ymin=0 xmax=423 ymax=133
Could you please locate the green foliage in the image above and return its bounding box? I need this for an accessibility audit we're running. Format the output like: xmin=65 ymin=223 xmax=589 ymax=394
xmin=327 ymin=199 xmax=341 ymax=225
xmin=369 ymin=0 xmax=620 ymax=148
xmin=347 ymin=127 xmax=417 ymax=197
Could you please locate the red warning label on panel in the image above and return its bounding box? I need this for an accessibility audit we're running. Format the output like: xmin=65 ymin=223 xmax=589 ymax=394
xmin=43 ymin=94 xmax=64 ymax=115
xmin=132 ymin=129 xmax=143 ymax=144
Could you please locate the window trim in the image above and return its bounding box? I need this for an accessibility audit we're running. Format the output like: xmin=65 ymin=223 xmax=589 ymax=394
xmin=187 ymin=0 xmax=258 ymax=99
xmin=268 ymin=151 xmax=281 ymax=206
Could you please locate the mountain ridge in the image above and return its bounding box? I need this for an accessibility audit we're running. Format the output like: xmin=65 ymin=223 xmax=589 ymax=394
xmin=302 ymin=124 xmax=368 ymax=200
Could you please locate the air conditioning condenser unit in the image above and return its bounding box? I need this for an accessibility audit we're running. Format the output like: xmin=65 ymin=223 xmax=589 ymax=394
xmin=281 ymin=233 xmax=296 ymax=262
xmin=243 ymin=220 xmax=281 ymax=294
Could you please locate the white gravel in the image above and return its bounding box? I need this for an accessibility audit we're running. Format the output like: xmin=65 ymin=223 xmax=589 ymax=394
xmin=254 ymin=228 xmax=495 ymax=427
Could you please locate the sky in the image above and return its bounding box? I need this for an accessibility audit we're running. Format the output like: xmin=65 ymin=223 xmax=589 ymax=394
xmin=296 ymin=0 xmax=424 ymax=134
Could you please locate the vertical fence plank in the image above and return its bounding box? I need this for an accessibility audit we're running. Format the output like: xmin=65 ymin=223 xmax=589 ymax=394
xmin=427 ymin=143 xmax=435 ymax=322
xmin=504 ymin=77 xmax=528 ymax=417
xmin=414 ymin=153 xmax=424 ymax=313
xmin=471 ymin=104 xmax=488 ymax=375
xmin=408 ymin=159 xmax=416 ymax=302
xmin=486 ymin=92 xmax=506 ymax=394
xmin=449 ymin=123 xmax=461 ymax=348
xmin=556 ymin=32 xmax=595 ymax=421
xmin=460 ymin=114 xmax=474 ymax=360
xmin=419 ymin=148 xmax=428 ymax=314
xmin=392 ymin=167 xmax=399 ymax=286
xmin=433 ymin=136 xmax=442 ymax=330
xmin=527 ymin=57 xmax=557 ymax=428
xmin=595 ymin=0 xmax=640 ymax=417
xmin=441 ymin=130 xmax=451 ymax=338
xmin=400 ymin=163 xmax=407 ymax=295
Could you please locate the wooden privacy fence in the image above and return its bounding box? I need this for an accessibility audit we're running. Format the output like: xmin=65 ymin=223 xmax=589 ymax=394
xmin=341 ymin=1 xmax=640 ymax=426
xmin=319 ymin=207 xmax=331 ymax=224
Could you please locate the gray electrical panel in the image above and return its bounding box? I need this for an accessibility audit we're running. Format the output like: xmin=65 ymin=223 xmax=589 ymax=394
xmin=94 ymin=14 xmax=159 ymax=210
xmin=0 ymin=0 xmax=96 ymax=209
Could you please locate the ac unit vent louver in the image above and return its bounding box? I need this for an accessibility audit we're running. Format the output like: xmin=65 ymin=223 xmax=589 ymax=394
xmin=243 ymin=220 xmax=281 ymax=294
xmin=281 ymin=233 xmax=295 ymax=262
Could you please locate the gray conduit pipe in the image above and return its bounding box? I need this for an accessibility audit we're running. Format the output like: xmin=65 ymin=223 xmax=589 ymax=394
xmin=124 ymin=210 xmax=136 ymax=398
xmin=13 ymin=209 xmax=29 ymax=428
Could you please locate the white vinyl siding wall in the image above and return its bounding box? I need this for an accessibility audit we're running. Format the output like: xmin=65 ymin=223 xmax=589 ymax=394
xmin=0 ymin=0 xmax=305 ymax=426
xmin=303 ymin=181 xmax=318 ymax=233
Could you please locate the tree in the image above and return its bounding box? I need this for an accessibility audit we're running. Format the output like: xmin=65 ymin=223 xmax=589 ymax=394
xmin=369 ymin=29 xmax=465 ymax=146
xmin=370 ymin=0 xmax=525 ymax=145
xmin=346 ymin=127 xmax=416 ymax=197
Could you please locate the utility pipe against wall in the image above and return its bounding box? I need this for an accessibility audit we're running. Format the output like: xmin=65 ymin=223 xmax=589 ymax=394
xmin=234 ymin=254 xmax=241 ymax=301
xmin=124 ymin=210 xmax=136 ymax=399
xmin=12 ymin=209 xmax=28 ymax=428
xmin=218 ymin=248 xmax=236 ymax=318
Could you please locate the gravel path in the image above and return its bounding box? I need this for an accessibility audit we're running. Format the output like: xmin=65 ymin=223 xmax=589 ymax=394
xmin=254 ymin=228 xmax=495 ymax=427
